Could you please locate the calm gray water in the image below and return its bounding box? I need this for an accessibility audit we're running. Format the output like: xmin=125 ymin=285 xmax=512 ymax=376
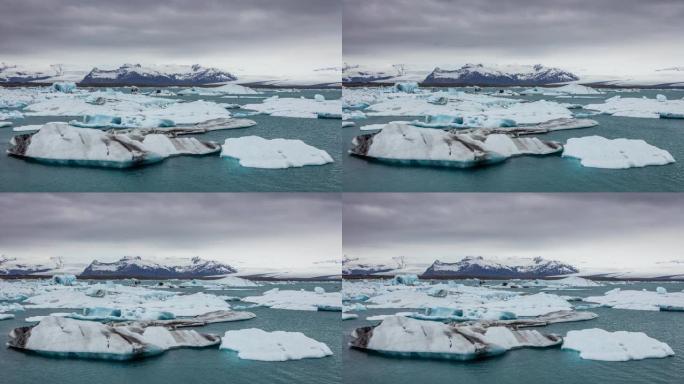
xmin=342 ymin=280 xmax=684 ymax=384
xmin=343 ymin=89 xmax=684 ymax=192
xmin=0 ymin=281 xmax=341 ymax=384
xmin=0 ymin=88 xmax=341 ymax=192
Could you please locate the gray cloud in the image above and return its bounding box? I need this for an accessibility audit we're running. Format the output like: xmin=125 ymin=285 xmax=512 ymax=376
xmin=343 ymin=0 xmax=684 ymax=73
xmin=343 ymin=193 xmax=684 ymax=267
xmin=0 ymin=193 xmax=341 ymax=265
xmin=0 ymin=0 xmax=341 ymax=70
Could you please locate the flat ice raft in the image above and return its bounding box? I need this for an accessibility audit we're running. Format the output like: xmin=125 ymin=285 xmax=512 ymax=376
xmin=350 ymin=316 xmax=562 ymax=360
xmin=8 ymin=123 xmax=220 ymax=168
xmin=7 ymin=316 xmax=220 ymax=360
xmin=221 ymin=136 xmax=333 ymax=169
xmin=562 ymin=328 xmax=674 ymax=361
xmin=562 ymin=135 xmax=674 ymax=169
xmin=242 ymin=288 xmax=342 ymax=311
xmin=220 ymin=328 xmax=333 ymax=361
xmin=350 ymin=123 xmax=562 ymax=167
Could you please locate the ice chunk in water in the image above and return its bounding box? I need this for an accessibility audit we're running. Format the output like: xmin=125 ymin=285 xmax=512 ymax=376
xmin=219 ymin=328 xmax=333 ymax=361
xmin=563 ymin=135 xmax=675 ymax=169
xmin=52 ymin=82 xmax=76 ymax=93
xmin=221 ymin=136 xmax=333 ymax=169
xmin=562 ymin=328 xmax=674 ymax=361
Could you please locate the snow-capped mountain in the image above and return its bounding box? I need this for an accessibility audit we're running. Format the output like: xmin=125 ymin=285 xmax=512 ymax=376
xmin=79 ymin=256 xmax=236 ymax=278
xmin=342 ymin=255 xmax=397 ymax=276
xmin=423 ymin=64 xmax=579 ymax=85
xmin=422 ymin=256 xmax=578 ymax=278
xmin=80 ymin=64 xmax=237 ymax=86
xmin=342 ymin=63 xmax=399 ymax=83
xmin=0 ymin=255 xmax=56 ymax=275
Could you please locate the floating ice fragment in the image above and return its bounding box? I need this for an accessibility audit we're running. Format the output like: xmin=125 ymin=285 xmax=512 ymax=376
xmin=220 ymin=328 xmax=333 ymax=361
xmin=563 ymin=135 xmax=675 ymax=169
xmin=562 ymin=328 xmax=674 ymax=361
xmin=221 ymin=136 xmax=333 ymax=169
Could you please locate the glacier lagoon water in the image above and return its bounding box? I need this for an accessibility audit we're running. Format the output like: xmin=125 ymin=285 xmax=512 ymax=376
xmin=342 ymin=280 xmax=684 ymax=384
xmin=0 ymin=281 xmax=341 ymax=384
xmin=343 ymin=89 xmax=684 ymax=192
xmin=0 ymin=88 xmax=341 ymax=192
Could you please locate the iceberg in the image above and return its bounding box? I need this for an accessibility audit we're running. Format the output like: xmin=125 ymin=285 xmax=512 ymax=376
xmin=177 ymin=83 xmax=259 ymax=96
xmin=350 ymin=123 xmax=561 ymax=168
xmin=221 ymin=136 xmax=333 ymax=169
xmin=242 ymin=96 xmax=341 ymax=119
xmin=8 ymin=317 xmax=221 ymax=360
xmin=392 ymin=274 xmax=419 ymax=286
xmin=342 ymin=313 xmax=358 ymax=320
xmin=242 ymin=288 xmax=341 ymax=311
xmin=585 ymin=288 xmax=684 ymax=311
xmin=219 ymin=328 xmax=333 ymax=361
xmin=562 ymin=135 xmax=675 ymax=169
xmin=52 ymin=274 xmax=77 ymax=286
xmin=585 ymin=95 xmax=684 ymax=119
xmin=8 ymin=123 xmax=221 ymax=168
xmin=51 ymin=82 xmax=76 ymax=93
xmin=393 ymin=82 xmax=419 ymax=93
xmin=0 ymin=314 xmax=15 ymax=320
xmin=349 ymin=316 xmax=561 ymax=360
xmin=562 ymin=328 xmax=674 ymax=361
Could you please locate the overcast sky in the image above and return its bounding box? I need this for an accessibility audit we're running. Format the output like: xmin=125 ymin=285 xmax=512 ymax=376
xmin=0 ymin=194 xmax=341 ymax=269
xmin=343 ymin=194 xmax=684 ymax=270
xmin=343 ymin=0 xmax=684 ymax=76
xmin=0 ymin=0 xmax=341 ymax=76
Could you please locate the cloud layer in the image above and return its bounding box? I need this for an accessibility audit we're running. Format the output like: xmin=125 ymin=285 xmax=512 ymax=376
xmin=0 ymin=193 xmax=341 ymax=268
xmin=343 ymin=0 xmax=684 ymax=74
xmin=343 ymin=194 xmax=684 ymax=268
xmin=0 ymin=0 xmax=341 ymax=74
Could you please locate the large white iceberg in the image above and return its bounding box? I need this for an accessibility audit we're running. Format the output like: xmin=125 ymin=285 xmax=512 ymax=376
xmin=350 ymin=123 xmax=561 ymax=167
xmin=8 ymin=123 xmax=221 ymax=168
xmin=562 ymin=328 xmax=674 ymax=361
xmin=219 ymin=328 xmax=333 ymax=361
xmin=221 ymin=136 xmax=333 ymax=169
xmin=8 ymin=316 xmax=220 ymax=360
xmin=350 ymin=316 xmax=561 ymax=360
xmin=563 ymin=135 xmax=675 ymax=169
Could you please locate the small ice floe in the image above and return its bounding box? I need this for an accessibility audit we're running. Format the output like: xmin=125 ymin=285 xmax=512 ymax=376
xmin=114 ymin=117 xmax=257 ymax=136
xmin=242 ymin=96 xmax=340 ymax=119
xmin=221 ymin=136 xmax=333 ymax=169
xmin=220 ymin=328 xmax=333 ymax=361
xmin=562 ymin=328 xmax=674 ymax=361
xmin=242 ymin=288 xmax=341 ymax=311
xmin=7 ymin=316 xmax=221 ymax=360
xmin=585 ymin=288 xmax=684 ymax=311
xmin=349 ymin=123 xmax=562 ymax=168
xmin=349 ymin=316 xmax=562 ymax=361
xmin=562 ymin=135 xmax=675 ymax=169
xmin=0 ymin=121 xmax=12 ymax=128
xmin=7 ymin=123 xmax=221 ymax=168
xmin=585 ymin=95 xmax=684 ymax=118
xmin=342 ymin=121 xmax=355 ymax=128
xmin=0 ymin=314 xmax=15 ymax=320
xmin=342 ymin=313 xmax=358 ymax=320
